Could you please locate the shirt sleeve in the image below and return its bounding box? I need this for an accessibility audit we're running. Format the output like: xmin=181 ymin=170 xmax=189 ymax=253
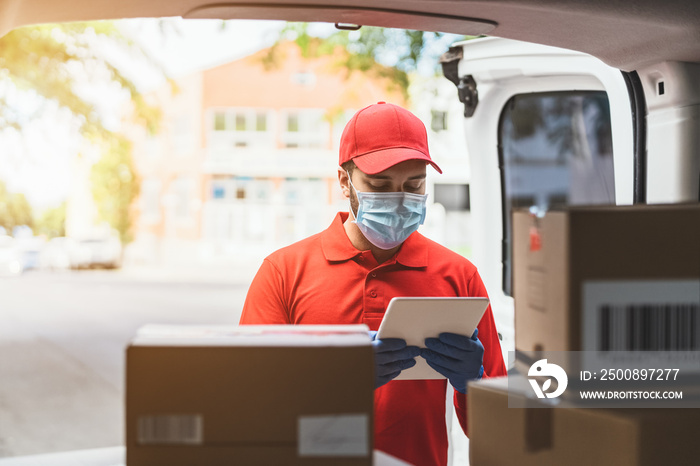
xmin=453 ymin=269 xmax=508 ymax=437
xmin=239 ymin=258 xmax=291 ymax=324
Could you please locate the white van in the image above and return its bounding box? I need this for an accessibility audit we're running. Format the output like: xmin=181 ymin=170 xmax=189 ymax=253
xmin=441 ymin=36 xmax=699 ymax=364
xmin=440 ymin=36 xmax=634 ymax=362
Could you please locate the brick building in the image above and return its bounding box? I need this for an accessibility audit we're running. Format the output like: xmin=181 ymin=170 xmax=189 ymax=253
xmin=129 ymin=41 xmax=409 ymax=266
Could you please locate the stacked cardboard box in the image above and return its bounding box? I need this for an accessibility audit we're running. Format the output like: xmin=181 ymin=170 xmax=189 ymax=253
xmin=468 ymin=376 xmax=700 ymax=466
xmin=126 ymin=324 xmax=374 ymax=466
xmin=468 ymin=204 xmax=700 ymax=465
xmin=512 ymin=204 xmax=700 ymax=356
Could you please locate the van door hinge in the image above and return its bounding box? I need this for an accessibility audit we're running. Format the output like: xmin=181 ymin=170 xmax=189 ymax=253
xmin=457 ymin=75 xmax=479 ymax=117
xmin=439 ymin=46 xmax=479 ymax=117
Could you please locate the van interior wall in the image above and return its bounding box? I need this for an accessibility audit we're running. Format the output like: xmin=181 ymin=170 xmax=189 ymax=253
xmin=640 ymin=61 xmax=700 ymax=204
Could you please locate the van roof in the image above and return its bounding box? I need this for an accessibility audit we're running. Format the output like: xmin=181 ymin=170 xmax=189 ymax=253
xmin=1 ymin=0 xmax=699 ymax=71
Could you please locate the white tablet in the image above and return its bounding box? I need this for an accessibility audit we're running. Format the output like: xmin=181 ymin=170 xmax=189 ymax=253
xmin=376 ymin=297 xmax=489 ymax=380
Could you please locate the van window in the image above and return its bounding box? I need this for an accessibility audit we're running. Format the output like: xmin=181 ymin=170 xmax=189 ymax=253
xmin=499 ymin=91 xmax=615 ymax=295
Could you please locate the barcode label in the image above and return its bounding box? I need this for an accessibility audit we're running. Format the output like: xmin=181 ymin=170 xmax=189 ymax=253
xmin=583 ymin=280 xmax=700 ymax=354
xmin=599 ymin=303 xmax=699 ymax=351
xmin=137 ymin=414 xmax=203 ymax=445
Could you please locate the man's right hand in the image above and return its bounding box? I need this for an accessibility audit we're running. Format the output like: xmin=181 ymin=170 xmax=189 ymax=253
xmin=370 ymin=331 xmax=421 ymax=388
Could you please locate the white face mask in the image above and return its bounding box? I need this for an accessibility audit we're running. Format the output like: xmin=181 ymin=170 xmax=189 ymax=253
xmin=347 ymin=172 xmax=428 ymax=250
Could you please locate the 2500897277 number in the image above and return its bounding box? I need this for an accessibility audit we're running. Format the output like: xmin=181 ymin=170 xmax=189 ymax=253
xmin=599 ymin=368 xmax=680 ymax=381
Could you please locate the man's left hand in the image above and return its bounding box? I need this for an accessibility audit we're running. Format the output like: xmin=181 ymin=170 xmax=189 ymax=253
xmin=420 ymin=329 xmax=484 ymax=394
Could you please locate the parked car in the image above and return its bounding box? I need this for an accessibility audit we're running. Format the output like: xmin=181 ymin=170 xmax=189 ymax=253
xmin=74 ymin=237 xmax=123 ymax=269
xmin=40 ymin=237 xmax=73 ymax=271
xmin=42 ymin=236 xmax=123 ymax=270
xmin=0 ymin=235 xmax=23 ymax=277
xmin=13 ymin=236 xmax=44 ymax=272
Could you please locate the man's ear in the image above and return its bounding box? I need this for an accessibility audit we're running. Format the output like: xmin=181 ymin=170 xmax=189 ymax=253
xmin=338 ymin=167 xmax=350 ymax=199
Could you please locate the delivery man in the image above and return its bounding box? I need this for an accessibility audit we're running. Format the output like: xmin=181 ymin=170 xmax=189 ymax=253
xmin=240 ymin=102 xmax=506 ymax=466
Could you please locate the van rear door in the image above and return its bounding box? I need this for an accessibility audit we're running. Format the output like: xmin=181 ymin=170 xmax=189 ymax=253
xmin=443 ymin=37 xmax=635 ymax=361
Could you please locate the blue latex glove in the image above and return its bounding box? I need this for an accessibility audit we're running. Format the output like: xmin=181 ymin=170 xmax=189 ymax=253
xmin=369 ymin=331 xmax=421 ymax=389
xmin=420 ymin=329 xmax=485 ymax=394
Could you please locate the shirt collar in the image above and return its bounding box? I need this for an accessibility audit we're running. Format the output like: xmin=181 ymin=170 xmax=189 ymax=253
xmin=321 ymin=212 xmax=362 ymax=262
xmin=321 ymin=212 xmax=428 ymax=268
xmin=395 ymin=232 xmax=428 ymax=268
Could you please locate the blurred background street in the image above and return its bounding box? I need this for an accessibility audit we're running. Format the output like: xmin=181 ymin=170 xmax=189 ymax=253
xmin=0 ymin=265 xmax=256 ymax=458
xmin=0 ymin=17 xmax=475 ymax=462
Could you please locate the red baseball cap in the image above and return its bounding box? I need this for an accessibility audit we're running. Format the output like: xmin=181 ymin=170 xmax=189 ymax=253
xmin=339 ymin=102 xmax=442 ymax=174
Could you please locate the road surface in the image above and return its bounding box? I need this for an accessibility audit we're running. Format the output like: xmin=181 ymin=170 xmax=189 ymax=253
xmin=0 ymin=269 xmax=250 ymax=458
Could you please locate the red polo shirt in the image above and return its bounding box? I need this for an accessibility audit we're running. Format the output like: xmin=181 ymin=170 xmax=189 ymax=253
xmin=240 ymin=212 xmax=506 ymax=466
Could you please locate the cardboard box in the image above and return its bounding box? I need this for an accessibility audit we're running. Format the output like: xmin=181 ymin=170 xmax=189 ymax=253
xmin=468 ymin=376 xmax=700 ymax=466
xmin=126 ymin=324 xmax=374 ymax=466
xmin=513 ymin=204 xmax=700 ymax=355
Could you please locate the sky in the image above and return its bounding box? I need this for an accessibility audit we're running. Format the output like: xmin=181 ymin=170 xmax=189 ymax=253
xmin=119 ymin=19 xmax=289 ymax=87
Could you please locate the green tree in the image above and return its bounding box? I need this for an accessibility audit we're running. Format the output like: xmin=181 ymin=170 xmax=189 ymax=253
xmin=0 ymin=180 xmax=33 ymax=234
xmin=34 ymin=202 xmax=67 ymax=239
xmin=265 ymin=23 xmax=471 ymax=101
xmin=90 ymin=136 xmax=139 ymax=244
xmin=0 ymin=22 xmax=164 ymax=243
xmin=0 ymin=181 xmax=10 ymax=234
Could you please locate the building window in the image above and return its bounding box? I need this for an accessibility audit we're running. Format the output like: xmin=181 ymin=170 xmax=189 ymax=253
xmin=209 ymin=108 xmax=273 ymax=149
xmin=291 ymin=71 xmax=317 ymax=87
xmin=213 ymin=110 xmax=269 ymax=133
xmin=256 ymin=113 xmax=267 ymax=131
xmin=431 ymin=110 xmax=448 ymax=132
xmin=285 ymin=182 xmax=300 ymax=204
xmin=287 ymin=114 xmax=299 ymax=133
xmin=281 ymin=109 xmax=328 ymax=149
xmin=214 ymin=112 xmax=227 ymax=131
xmin=235 ymin=113 xmax=246 ymax=131
xmin=212 ymin=185 xmax=225 ymax=200
xmin=210 ymin=178 xmax=238 ymax=201
xmin=252 ymin=183 xmax=270 ymax=201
